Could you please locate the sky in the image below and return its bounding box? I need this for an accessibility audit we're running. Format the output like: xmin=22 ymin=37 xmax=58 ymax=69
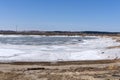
xmin=0 ymin=0 xmax=120 ymax=32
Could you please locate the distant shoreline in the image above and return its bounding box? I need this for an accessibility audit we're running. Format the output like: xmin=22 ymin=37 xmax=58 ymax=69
xmin=0 ymin=30 xmax=119 ymax=36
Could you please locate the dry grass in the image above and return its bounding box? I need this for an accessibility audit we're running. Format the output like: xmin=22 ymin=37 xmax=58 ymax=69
xmin=0 ymin=60 xmax=120 ymax=80
xmin=107 ymin=46 xmax=120 ymax=49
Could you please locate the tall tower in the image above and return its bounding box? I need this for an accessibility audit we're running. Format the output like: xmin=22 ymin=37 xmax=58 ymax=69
xmin=16 ymin=25 xmax=18 ymax=32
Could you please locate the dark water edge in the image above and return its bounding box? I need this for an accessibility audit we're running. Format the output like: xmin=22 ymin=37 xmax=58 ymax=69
xmin=0 ymin=35 xmax=97 ymax=45
xmin=0 ymin=59 xmax=118 ymax=66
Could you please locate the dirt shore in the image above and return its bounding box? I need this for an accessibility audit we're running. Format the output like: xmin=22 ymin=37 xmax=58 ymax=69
xmin=0 ymin=35 xmax=119 ymax=80
xmin=106 ymin=35 xmax=120 ymax=49
xmin=0 ymin=60 xmax=120 ymax=80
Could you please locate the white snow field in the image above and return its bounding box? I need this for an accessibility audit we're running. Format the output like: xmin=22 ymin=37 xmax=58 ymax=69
xmin=0 ymin=35 xmax=120 ymax=62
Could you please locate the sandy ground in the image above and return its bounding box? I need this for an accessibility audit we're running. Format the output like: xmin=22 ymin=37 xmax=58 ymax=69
xmin=0 ymin=35 xmax=119 ymax=80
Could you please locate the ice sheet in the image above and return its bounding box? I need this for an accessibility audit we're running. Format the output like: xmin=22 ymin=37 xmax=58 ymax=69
xmin=0 ymin=35 xmax=119 ymax=62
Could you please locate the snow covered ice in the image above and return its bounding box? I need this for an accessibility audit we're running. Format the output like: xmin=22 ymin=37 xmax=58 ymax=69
xmin=0 ymin=35 xmax=120 ymax=62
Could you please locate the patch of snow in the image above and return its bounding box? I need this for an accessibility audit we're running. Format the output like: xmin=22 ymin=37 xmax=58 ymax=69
xmin=0 ymin=49 xmax=24 ymax=57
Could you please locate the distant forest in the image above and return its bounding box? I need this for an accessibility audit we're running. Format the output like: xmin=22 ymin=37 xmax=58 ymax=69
xmin=0 ymin=30 xmax=119 ymax=36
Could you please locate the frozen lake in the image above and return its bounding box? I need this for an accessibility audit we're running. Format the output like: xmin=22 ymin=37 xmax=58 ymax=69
xmin=0 ymin=35 xmax=120 ymax=62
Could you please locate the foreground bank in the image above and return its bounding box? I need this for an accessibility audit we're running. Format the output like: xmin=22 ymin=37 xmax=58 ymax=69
xmin=0 ymin=35 xmax=119 ymax=80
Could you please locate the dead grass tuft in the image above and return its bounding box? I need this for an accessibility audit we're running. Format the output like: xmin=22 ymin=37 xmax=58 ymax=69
xmin=105 ymin=65 xmax=119 ymax=70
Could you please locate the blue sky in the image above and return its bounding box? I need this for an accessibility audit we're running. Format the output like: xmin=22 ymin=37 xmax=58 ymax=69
xmin=0 ymin=0 xmax=120 ymax=32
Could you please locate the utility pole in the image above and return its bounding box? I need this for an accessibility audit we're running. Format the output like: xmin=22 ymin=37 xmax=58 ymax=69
xmin=16 ymin=25 xmax=18 ymax=32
